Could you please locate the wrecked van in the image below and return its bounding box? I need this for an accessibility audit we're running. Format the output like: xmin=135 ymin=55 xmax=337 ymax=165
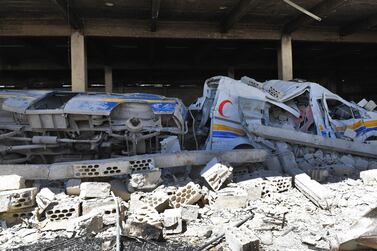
xmin=190 ymin=76 xmax=377 ymax=151
xmin=0 ymin=90 xmax=187 ymax=163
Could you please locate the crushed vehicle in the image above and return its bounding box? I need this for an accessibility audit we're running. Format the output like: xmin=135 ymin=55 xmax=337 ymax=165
xmin=0 ymin=90 xmax=187 ymax=164
xmin=190 ymin=76 xmax=377 ymax=151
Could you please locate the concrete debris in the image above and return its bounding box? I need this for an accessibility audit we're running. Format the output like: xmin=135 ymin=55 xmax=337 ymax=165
xmin=0 ymin=187 xmax=37 ymax=213
xmin=129 ymin=169 xmax=162 ymax=191
xmin=35 ymin=188 xmax=55 ymax=213
xmin=110 ymin=179 xmax=130 ymax=201
xmin=79 ymin=182 xmax=111 ymax=199
xmin=180 ymin=204 xmax=199 ymax=222
xmin=201 ymin=157 xmax=233 ymax=191
xmin=360 ymin=169 xmax=377 ymax=185
xmin=170 ymin=182 xmax=202 ymax=208
xmin=0 ymin=175 xmax=25 ymax=191
xmin=65 ymin=179 xmax=81 ymax=195
xmin=225 ymin=227 xmax=260 ymax=251
xmin=163 ymin=208 xmax=183 ymax=234
xmin=45 ymin=199 xmax=80 ymax=222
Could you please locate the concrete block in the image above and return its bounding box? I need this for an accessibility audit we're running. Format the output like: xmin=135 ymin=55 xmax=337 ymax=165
xmin=129 ymin=169 xmax=162 ymax=191
xmin=360 ymin=169 xmax=377 ymax=185
xmin=143 ymin=191 xmax=170 ymax=213
xmin=82 ymin=197 xmax=124 ymax=225
xmin=181 ymin=204 xmax=199 ymax=222
xmin=65 ymin=179 xmax=81 ymax=195
xmin=0 ymin=207 xmax=38 ymax=226
xmin=225 ymin=227 xmax=259 ymax=251
xmin=265 ymin=176 xmax=292 ymax=193
xmin=123 ymin=205 xmax=162 ymax=240
xmin=0 ymin=187 xmax=38 ymax=213
xmin=36 ymin=188 xmax=55 ymax=212
xmin=80 ymin=182 xmax=110 ymax=199
xmin=163 ymin=208 xmax=183 ymax=234
xmin=45 ymin=199 xmax=81 ymax=222
xmin=214 ymin=195 xmax=248 ymax=209
xmin=340 ymin=155 xmax=355 ymax=167
xmin=170 ymin=182 xmax=202 ymax=208
xmin=0 ymin=175 xmax=25 ymax=191
xmin=110 ymin=179 xmax=130 ymax=201
xmin=72 ymin=161 xmax=130 ymax=178
xmin=201 ymin=158 xmax=233 ymax=191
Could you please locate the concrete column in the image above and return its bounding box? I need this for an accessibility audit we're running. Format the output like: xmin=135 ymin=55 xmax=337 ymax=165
xmin=278 ymin=35 xmax=293 ymax=80
xmin=227 ymin=67 xmax=235 ymax=79
xmin=70 ymin=31 xmax=87 ymax=92
xmin=104 ymin=66 xmax=113 ymax=93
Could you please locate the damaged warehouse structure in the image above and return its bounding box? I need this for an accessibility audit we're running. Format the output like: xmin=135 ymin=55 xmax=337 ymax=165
xmin=2 ymin=0 xmax=377 ymax=250
xmin=1 ymin=76 xmax=377 ymax=250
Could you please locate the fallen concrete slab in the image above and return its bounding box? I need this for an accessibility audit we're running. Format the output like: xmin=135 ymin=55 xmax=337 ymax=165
xmin=0 ymin=149 xmax=267 ymax=180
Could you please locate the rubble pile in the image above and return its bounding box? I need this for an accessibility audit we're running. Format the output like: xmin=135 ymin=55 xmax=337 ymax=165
xmin=0 ymin=148 xmax=376 ymax=250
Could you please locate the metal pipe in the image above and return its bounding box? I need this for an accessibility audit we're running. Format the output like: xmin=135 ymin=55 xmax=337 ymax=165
xmin=282 ymin=0 xmax=322 ymax=21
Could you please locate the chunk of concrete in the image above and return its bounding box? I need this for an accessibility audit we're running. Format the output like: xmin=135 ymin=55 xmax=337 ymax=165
xmin=82 ymin=197 xmax=124 ymax=225
xmin=80 ymin=182 xmax=110 ymax=199
xmin=110 ymin=179 xmax=130 ymax=201
xmin=36 ymin=187 xmax=55 ymax=212
xmin=360 ymin=169 xmax=377 ymax=185
xmin=200 ymin=158 xmax=233 ymax=191
xmin=169 ymin=182 xmax=202 ymax=208
xmin=45 ymin=199 xmax=81 ymax=222
xmin=129 ymin=169 xmax=162 ymax=191
xmin=365 ymin=100 xmax=377 ymax=111
xmin=0 ymin=187 xmax=38 ymax=213
xmin=181 ymin=204 xmax=199 ymax=222
xmin=163 ymin=208 xmax=183 ymax=234
xmin=143 ymin=191 xmax=170 ymax=213
xmin=340 ymin=155 xmax=355 ymax=167
xmin=225 ymin=227 xmax=259 ymax=251
xmin=0 ymin=175 xmax=25 ymax=191
xmin=354 ymin=157 xmax=369 ymax=171
xmin=214 ymin=195 xmax=248 ymax=209
xmin=65 ymin=179 xmax=81 ymax=195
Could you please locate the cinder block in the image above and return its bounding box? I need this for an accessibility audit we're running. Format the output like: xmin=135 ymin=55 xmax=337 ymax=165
xmin=265 ymin=176 xmax=292 ymax=193
xmin=0 ymin=187 xmax=38 ymax=213
xmin=163 ymin=208 xmax=183 ymax=234
xmin=225 ymin=227 xmax=260 ymax=251
xmin=0 ymin=207 xmax=38 ymax=225
xmin=73 ymin=161 xmax=131 ymax=178
xmin=201 ymin=158 xmax=233 ymax=191
xmin=365 ymin=100 xmax=377 ymax=111
xmin=45 ymin=199 xmax=81 ymax=222
xmin=142 ymin=191 xmax=169 ymax=213
xmin=0 ymin=175 xmax=25 ymax=191
xmin=169 ymin=182 xmax=202 ymax=208
xmin=65 ymin=179 xmax=81 ymax=195
xmin=82 ymin=197 xmax=125 ymax=225
xmin=358 ymin=99 xmax=368 ymax=107
xmin=80 ymin=182 xmax=110 ymax=199
xmin=129 ymin=169 xmax=162 ymax=191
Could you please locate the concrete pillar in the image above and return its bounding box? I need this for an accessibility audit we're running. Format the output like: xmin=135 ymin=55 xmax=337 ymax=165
xmin=278 ymin=35 xmax=293 ymax=81
xmin=227 ymin=67 xmax=235 ymax=79
xmin=104 ymin=66 xmax=113 ymax=93
xmin=70 ymin=31 xmax=87 ymax=92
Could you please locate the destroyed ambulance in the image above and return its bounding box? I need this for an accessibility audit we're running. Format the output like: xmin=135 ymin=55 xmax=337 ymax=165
xmin=190 ymin=76 xmax=377 ymax=151
xmin=0 ymin=90 xmax=187 ymax=164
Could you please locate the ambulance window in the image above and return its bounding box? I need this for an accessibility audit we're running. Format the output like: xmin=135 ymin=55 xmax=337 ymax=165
xmin=351 ymin=107 xmax=361 ymax=119
xmin=326 ymin=99 xmax=353 ymax=120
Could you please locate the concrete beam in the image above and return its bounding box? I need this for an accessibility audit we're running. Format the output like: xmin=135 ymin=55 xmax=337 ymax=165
xmin=104 ymin=66 xmax=113 ymax=93
xmin=277 ymin=35 xmax=293 ymax=80
xmin=340 ymin=13 xmax=377 ymax=36
xmin=51 ymin=0 xmax=83 ymax=30
xmin=0 ymin=149 xmax=267 ymax=180
xmin=2 ymin=19 xmax=377 ymax=43
xmin=221 ymin=0 xmax=258 ymax=33
xmin=70 ymin=31 xmax=87 ymax=92
xmin=283 ymin=0 xmax=350 ymax=34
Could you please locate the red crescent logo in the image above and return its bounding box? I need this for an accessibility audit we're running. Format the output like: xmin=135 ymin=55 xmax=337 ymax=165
xmin=219 ymin=99 xmax=232 ymax=117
